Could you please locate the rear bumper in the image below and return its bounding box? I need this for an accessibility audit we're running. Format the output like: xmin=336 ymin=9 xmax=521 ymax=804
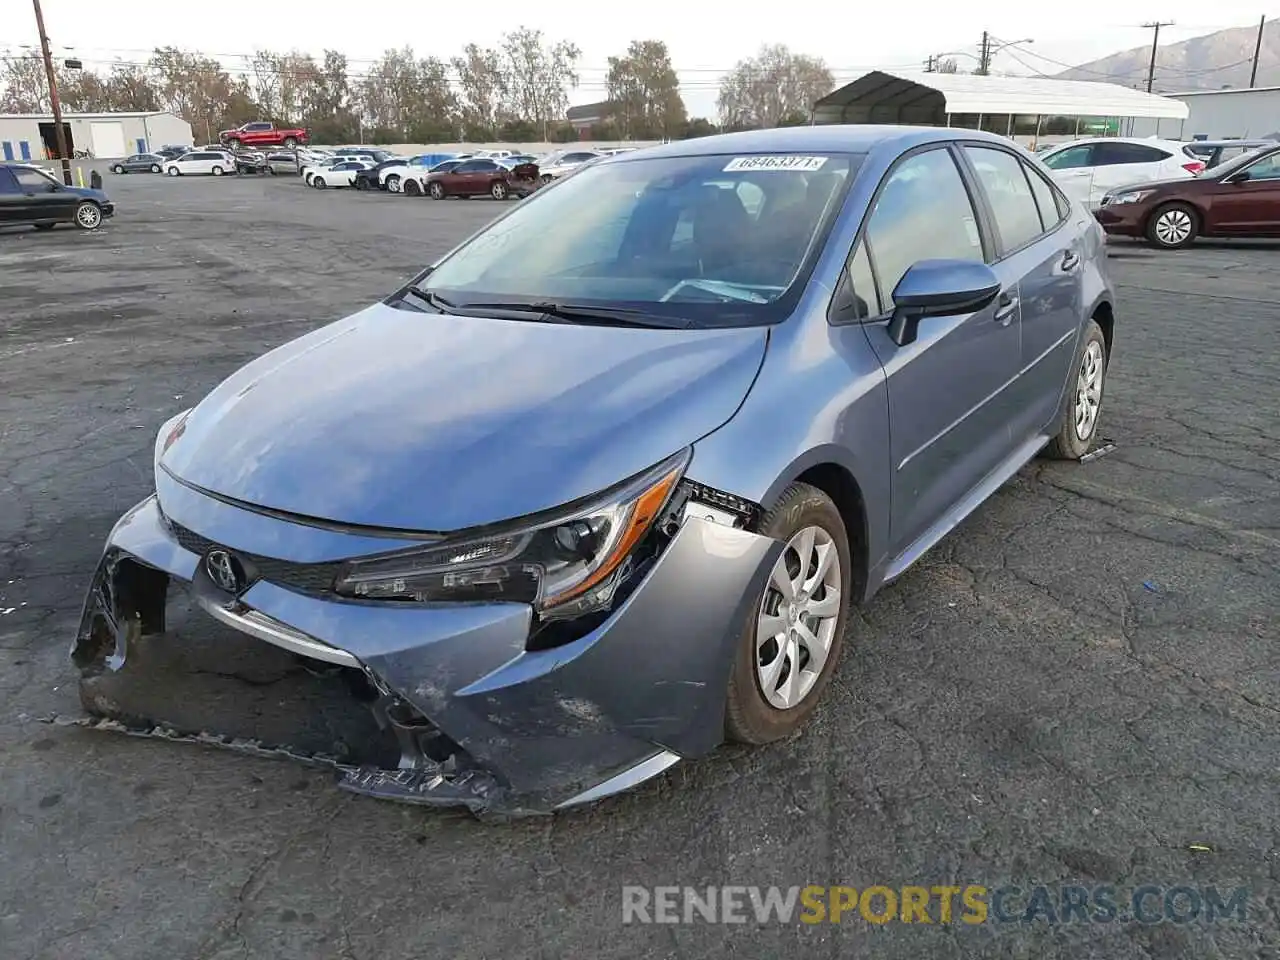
xmin=71 ymin=480 xmax=779 ymax=815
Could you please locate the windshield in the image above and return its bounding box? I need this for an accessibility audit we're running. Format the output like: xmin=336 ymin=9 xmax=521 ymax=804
xmin=1200 ymin=145 xmax=1275 ymax=178
xmin=414 ymin=152 xmax=861 ymax=328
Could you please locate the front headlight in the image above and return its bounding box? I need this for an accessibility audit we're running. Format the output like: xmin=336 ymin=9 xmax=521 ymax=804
xmin=333 ymin=450 xmax=689 ymax=619
xmin=153 ymin=408 xmax=192 ymax=469
xmin=1107 ymin=189 xmax=1154 ymax=205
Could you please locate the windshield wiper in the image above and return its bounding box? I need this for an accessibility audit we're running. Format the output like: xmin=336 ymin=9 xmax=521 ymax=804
xmin=398 ymin=284 xmax=458 ymax=314
xmin=457 ymin=300 xmax=689 ymax=329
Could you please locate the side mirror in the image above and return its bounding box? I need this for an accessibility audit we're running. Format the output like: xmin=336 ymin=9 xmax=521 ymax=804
xmin=1224 ymin=169 xmax=1251 ymax=184
xmin=886 ymin=259 xmax=1002 ymax=347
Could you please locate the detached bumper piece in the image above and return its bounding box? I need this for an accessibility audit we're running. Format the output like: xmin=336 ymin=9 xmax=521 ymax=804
xmin=64 ymin=555 xmax=521 ymax=817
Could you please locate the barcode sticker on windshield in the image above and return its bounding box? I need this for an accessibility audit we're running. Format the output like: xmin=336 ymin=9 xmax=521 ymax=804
xmin=723 ymin=156 xmax=828 ymax=173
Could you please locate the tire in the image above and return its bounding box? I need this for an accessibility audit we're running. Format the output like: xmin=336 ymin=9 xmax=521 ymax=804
xmin=167 ymin=166 xmax=180 ymax=176
xmin=725 ymin=483 xmax=851 ymax=745
xmin=112 ymin=164 xmax=125 ymax=174
xmin=385 ymin=174 xmax=401 ymax=192
xmin=404 ymin=179 xmax=422 ymax=197
xmin=540 ymin=173 xmax=553 ymax=185
xmin=313 ymin=176 xmax=326 ymax=189
xmin=150 ymin=163 xmax=161 ymax=173
xmin=211 ymin=165 xmax=224 ymax=176
xmin=354 ymin=177 xmax=367 ymax=190
xmin=490 ymin=180 xmax=508 ymax=200
xmin=1044 ymin=319 xmax=1108 ymax=460
xmin=226 ymin=138 xmax=241 ymax=149
xmin=1146 ymin=201 xmax=1198 ymax=249
xmin=284 ymin=137 xmax=298 ymax=149
xmin=428 ymin=181 xmax=445 ymax=200
xmin=73 ymin=201 xmax=103 ymax=230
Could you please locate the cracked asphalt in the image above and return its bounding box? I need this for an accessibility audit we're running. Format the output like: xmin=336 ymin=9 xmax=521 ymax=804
xmin=2 ymin=174 xmax=1278 ymax=960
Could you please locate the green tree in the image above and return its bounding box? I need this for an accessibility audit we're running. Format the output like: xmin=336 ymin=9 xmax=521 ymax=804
xmin=499 ymin=27 xmax=580 ymax=137
xmin=605 ymin=40 xmax=686 ymax=139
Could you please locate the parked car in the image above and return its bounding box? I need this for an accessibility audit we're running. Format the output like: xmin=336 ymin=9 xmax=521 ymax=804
xmin=354 ymin=157 xmax=410 ymax=191
xmin=1181 ymin=138 xmax=1276 ymax=170
xmin=329 ymin=147 xmax=396 ymax=163
xmin=265 ymin=151 xmax=303 ymax=175
xmin=424 ymin=157 xmax=537 ymax=199
xmin=400 ymin=159 xmax=464 ymax=196
xmin=164 ymin=151 xmax=235 ymax=177
xmin=302 ymin=156 xmax=368 ymax=185
xmin=110 ymin=153 xmax=166 ymax=174
xmin=309 ymin=159 xmax=375 ymax=189
xmin=1095 ymin=142 xmax=1280 ymax=248
xmin=219 ymin=121 xmax=310 ymax=150
xmin=1039 ymin=136 xmax=1205 ymax=208
xmin=537 ymin=150 xmax=605 ymax=183
xmin=155 ymin=145 xmax=191 ymax=161
xmin=72 ymin=125 xmax=1114 ymax=816
xmin=0 ymin=161 xmax=114 ymax=230
xmin=231 ymin=150 xmax=269 ymax=175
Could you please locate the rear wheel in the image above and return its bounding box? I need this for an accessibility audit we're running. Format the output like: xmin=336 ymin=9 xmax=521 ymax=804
xmin=284 ymin=136 xmax=298 ymax=149
xmin=149 ymin=163 xmax=161 ymax=173
xmin=211 ymin=165 xmax=224 ymax=177
xmin=226 ymin=138 xmax=241 ymax=150
xmin=428 ymin=181 xmax=445 ymax=200
xmin=1146 ymin=202 xmax=1198 ymax=249
xmin=112 ymin=164 xmax=125 ymax=174
xmin=404 ymin=179 xmax=422 ymax=196
xmin=74 ymin=201 xmax=103 ymax=230
xmin=1045 ymin=319 xmax=1107 ymax=460
xmin=725 ymin=483 xmax=851 ymax=745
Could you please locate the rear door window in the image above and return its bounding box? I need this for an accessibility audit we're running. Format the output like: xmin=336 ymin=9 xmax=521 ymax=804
xmin=1092 ymin=143 xmax=1171 ymax=166
xmin=1023 ymin=162 xmax=1067 ymax=230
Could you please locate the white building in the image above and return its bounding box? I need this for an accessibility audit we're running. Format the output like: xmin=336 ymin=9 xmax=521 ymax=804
xmin=812 ymin=71 xmax=1189 ymax=148
xmin=1126 ymin=86 xmax=1280 ymax=140
xmin=0 ymin=111 xmax=193 ymax=162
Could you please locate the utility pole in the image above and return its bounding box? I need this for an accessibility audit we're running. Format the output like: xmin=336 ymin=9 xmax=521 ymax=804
xmin=32 ymin=0 xmax=71 ymax=184
xmin=1249 ymin=15 xmax=1267 ymax=88
xmin=1141 ymin=20 xmax=1175 ymax=93
xmin=924 ymin=55 xmax=937 ymax=73
xmin=977 ymin=31 xmax=992 ymax=76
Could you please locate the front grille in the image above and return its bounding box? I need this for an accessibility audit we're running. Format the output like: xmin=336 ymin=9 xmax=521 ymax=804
xmin=171 ymin=522 xmax=344 ymax=596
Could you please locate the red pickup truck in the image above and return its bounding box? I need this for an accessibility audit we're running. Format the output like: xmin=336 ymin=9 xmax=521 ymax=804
xmin=218 ymin=122 xmax=310 ymax=149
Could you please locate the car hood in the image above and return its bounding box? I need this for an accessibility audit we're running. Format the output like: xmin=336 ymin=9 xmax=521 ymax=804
xmin=162 ymin=302 xmax=768 ymax=532
xmin=1106 ymin=175 xmax=1202 ymax=197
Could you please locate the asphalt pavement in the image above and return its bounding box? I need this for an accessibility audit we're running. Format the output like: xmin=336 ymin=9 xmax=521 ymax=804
xmin=1 ymin=172 xmax=1278 ymax=960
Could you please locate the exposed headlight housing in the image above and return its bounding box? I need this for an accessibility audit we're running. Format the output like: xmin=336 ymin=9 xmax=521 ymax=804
xmin=333 ymin=450 xmax=689 ymax=619
xmin=154 ymin=408 xmax=192 ymax=468
xmin=1105 ymin=189 xmax=1154 ymax=205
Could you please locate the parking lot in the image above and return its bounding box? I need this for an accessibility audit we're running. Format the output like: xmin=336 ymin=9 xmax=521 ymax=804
xmin=2 ymin=172 xmax=1279 ymax=959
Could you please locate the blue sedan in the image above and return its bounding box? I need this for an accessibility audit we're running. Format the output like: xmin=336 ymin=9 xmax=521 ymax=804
xmin=69 ymin=126 xmax=1114 ymax=816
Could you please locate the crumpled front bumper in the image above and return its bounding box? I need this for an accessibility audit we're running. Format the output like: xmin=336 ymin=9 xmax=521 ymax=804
xmin=68 ymin=474 xmax=780 ymax=816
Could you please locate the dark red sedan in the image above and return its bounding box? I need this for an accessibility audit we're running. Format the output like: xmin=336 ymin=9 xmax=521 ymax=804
xmin=425 ymin=158 xmax=538 ymax=201
xmin=1094 ymin=143 xmax=1280 ymax=249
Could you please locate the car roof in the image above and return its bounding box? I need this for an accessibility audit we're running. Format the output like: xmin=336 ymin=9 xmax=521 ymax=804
xmin=1190 ymin=138 xmax=1275 ymax=147
xmin=626 ymin=124 xmax=1020 ymax=161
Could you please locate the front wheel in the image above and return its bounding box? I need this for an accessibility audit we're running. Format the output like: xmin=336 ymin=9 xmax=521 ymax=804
xmin=112 ymin=164 xmax=125 ymax=174
xmin=725 ymin=483 xmax=851 ymax=745
xmin=1045 ymin=319 xmax=1107 ymax=460
xmin=150 ymin=163 xmax=161 ymax=173
xmin=166 ymin=166 xmax=180 ymax=176
xmin=211 ymin=165 xmax=224 ymax=176
xmin=428 ymin=181 xmax=445 ymax=200
xmin=490 ymin=180 xmax=508 ymax=200
xmin=74 ymin=201 xmax=103 ymax=230
xmin=385 ymin=174 xmax=401 ymax=193
xmin=1146 ymin=202 xmax=1198 ymax=250
xmin=404 ymin=179 xmax=422 ymax=196
xmin=312 ymin=176 xmax=326 ymax=189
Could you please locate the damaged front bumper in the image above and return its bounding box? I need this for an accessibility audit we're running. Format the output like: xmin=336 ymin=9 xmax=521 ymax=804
xmin=64 ymin=473 xmax=780 ymax=817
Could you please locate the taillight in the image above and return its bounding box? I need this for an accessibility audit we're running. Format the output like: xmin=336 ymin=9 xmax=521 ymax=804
xmin=1182 ymin=160 xmax=1205 ymax=174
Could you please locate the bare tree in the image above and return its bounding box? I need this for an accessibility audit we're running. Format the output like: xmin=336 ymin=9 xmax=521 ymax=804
xmin=606 ymin=40 xmax=686 ymax=139
xmin=499 ymin=27 xmax=580 ymax=137
xmin=938 ymin=57 xmax=959 ymax=74
xmin=148 ymin=47 xmax=255 ymax=142
xmin=716 ymin=44 xmax=835 ymax=130
xmin=1 ymin=54 xmax=51 ymax=112
xmin=357 ymin=47 xmax=456 ymax=140
xmin=451 ymin=43 xmax=506 ymax=138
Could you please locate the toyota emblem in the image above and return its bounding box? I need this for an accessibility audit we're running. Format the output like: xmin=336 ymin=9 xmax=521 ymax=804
xmin=205 ymin=549 xmax=245 ymax=594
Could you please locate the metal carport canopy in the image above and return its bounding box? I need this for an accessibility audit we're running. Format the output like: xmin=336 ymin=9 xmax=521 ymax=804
xmin=812 ymin=70 xmax=1191 ymax=122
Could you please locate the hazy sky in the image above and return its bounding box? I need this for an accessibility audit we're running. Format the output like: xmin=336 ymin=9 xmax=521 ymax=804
xmin=9 ymin=0 xmax=1278 ymax=118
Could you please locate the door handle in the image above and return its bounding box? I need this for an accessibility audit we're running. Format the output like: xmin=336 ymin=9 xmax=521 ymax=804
xmin=994 ymin=293 xmax=1019 ymax=324
xmin=1061 ymin=251 xmax=1081 ymax=271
